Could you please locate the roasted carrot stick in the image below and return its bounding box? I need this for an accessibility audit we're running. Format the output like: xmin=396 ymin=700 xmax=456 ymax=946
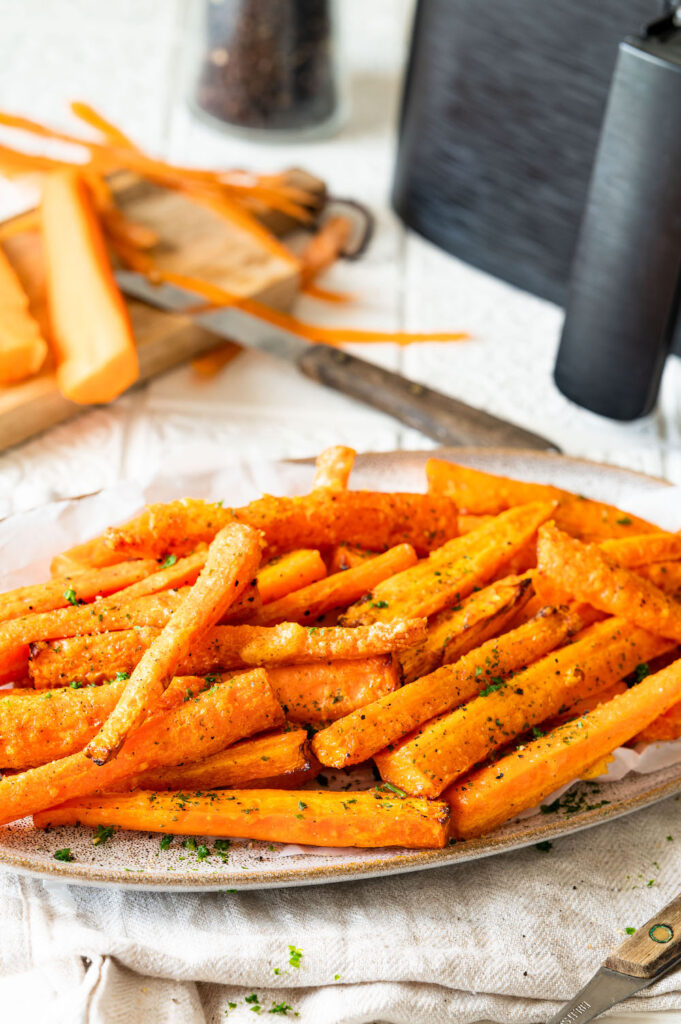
xmin=639 ymin=562 xmax=681 ymax=598
xmin=457 ymin=514 xmax=495 ymax=535
xmin=104 ymin=491 xmax=460 ymax=560
xmin=399 ymin=575 xmax=533 ymax=683
xmin=112 ymin=550 xmax=206 ymax=602
xmin=537 ymin=523 xmax=681 ymax=642
xmin=258 ymin=549 xmax=327 ymax=603
xmin=51 ymin=535 xmax=127 ymax=575
xmin=128 ymin=729 xmax=313 ymax=792
xmin=0 ymin=669 xmax=282 ymax=826
xmin=253 ymin=544 xmax=417 ymax=625
xmin=266 ymin=655 xmax=400 ymax=724
xmin=600 ymin=532 xmax=681 ymax=568
xmin=374 ymin=618 xmax=673 ymax=798
xmin=341 ymin=502 xmax=556 ymax=627
xmin=426 ymin=459 xmax=658 ymax=540
xmin=28 ymin=618 xmax=427 ymax=688
xmin=327 ymin=544 xmax=379 ymax=573
xmin=84 ymin=523 xmax=262 ymax=764
xmin=446 ymin=657 xmax=681 ymax=838
xmin=0 ymin=680 xmax=125 ymax=769
xmin=312 ymin=607 xmax=576 ymax=769
xmin=33 ymin=787 xmax=450 ymax=850
xmin=0 ymin=558 xmax=158 ymax=623
xmin=0 ymin=244 xmax=47 ymax=384
xmin=41 ymin=169 xmax=138 ymax=403
xmin=312 ymin=445 xmax=356 ymax=489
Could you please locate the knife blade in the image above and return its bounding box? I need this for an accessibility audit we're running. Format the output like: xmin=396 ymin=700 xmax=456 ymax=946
xmin=115 ymin=270 xmax=560 ymax=452
xmin=547 ymin=892 xmax=681 ymax=1024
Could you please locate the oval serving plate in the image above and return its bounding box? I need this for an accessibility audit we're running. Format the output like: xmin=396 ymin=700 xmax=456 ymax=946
xmin=0 ymin=447 xmax=676 ymax=891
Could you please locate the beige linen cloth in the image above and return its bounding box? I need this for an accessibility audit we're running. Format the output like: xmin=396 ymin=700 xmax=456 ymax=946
xmin=2 ymin=801 xmax=681 ymax=1023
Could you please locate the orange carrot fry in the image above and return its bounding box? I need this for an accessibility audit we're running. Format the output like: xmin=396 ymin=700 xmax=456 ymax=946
xmin=0 ymin=244 xmax=47 ymax=384
xmin=327 ymin=544 xmax=379 ymax=573
xmin=28 ymin=619 xmax=427 ymax=688
xmin=0 ymin=679 xmax=126 ymax=768
xmin=0 ymin=669 xmax=282 ymax=826
xmin=341 ymin=502 xmax=556 ymax=627
xmin=600 ymin=532 xmax=681 ymax=568
xmin=639 ymin=562 xmax=681 ymax=598
xmin=446 ymin=657 xmax=681 ymax=838
xmin=399 ymin=575 xmax=533 ymax=683
xmin=112 ymin=550 xmax=207 ymax=602
xmin=258 ymin=549 xmax=327 ymax=604
xmin=457 ymin=514 xmax=495 ymax=535
xmin=312 ymin=445 xmax=356 ymax=490
xmin=84 ymin=523 xmax=262 ymax=764
xmin=104 ymin=491 xmax=460 ymax=560
xmin=51 ymin=535 xmax=128 ymax=575
xmin=537 ymin=523 xmax=681 ymax=642
xmin=0 ymin=558 xmax=158 ymax=623
xmin=41 ymin=169 xmax=138 ymax=403
xmin=375 ymin=618 xmax=672 ymax=798
xmin=254 ymin=544 xmax=417 ymax=625
xmin=265 ymin=654 xmax=401 ymax=724
xmin=128 ymin=729 xmax=313 ymax=791
xmin=426 ymin=459 xmax=658 ymax=540
xmin=312 ymin=607 xmax=576 ymax=769
xmin=34 ymin=787 xmax=450 ymax=850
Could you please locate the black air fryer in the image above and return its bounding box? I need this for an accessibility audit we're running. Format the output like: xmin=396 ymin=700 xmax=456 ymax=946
xmin=393 ymin=1 xmax=681 ymax=421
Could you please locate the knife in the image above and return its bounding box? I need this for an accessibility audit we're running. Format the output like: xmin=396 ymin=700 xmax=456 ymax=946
xmin=547 ymin=893 xmax=681 ymax=1024
xmin=115 ymin=270 xmax=560 ymax=452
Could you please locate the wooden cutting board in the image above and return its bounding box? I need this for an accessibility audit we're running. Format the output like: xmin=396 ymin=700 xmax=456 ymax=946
xmin=0 ymin=169 xmax=323 ymax=452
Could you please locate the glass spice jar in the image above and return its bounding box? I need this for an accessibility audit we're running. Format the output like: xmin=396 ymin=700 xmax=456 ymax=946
xmin=192 ymin=0 xmax=344 ymax=140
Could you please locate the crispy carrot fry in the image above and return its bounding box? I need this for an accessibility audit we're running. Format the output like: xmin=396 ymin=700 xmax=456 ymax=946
xmin=600 ymin=532 xmax=681 ymax=568
xmin=265 ymin=654 xmax=401 ymax=724
xmin=51 ymin=535 xmax=128 ymax=575
xmin=312 ymin=445 xmax=356 ymax=490
xmin=84 ymin=523 xmax=262 ymax=764
xmin=399 ymin=576 xmax=533 ymax=683
xmin=537 ymin=523 xmax=681 ymax=642
xmin=113 ymin=550 xmax=207 ymax=602
xmin=28 ymin=619 xmax=427 ymax=688
xmin=457 ymin=514 xmax=495 ymax=535
xmin=105 ymin=491 xmax=460 ymax=560
xmin=540 ymin=681 xmax=628 ymax=731
xmin=639 ymin=562 xmax=681 ymax=598
xmin=34 ymin=787 xmax=450 ymax=850
xmin=374 ymin=618 xmax=672 ymax=798
xmin=253 ymin=544 xmax=417 ymax=625
xmin=327 ymin=544 xmax=379 ymax=573
xmin=426 ymin=459 xmax=658 ymax=540
xmin=0 ymin=244 xmax=47 ymax=384
xmin=341 ymin=502 xmax=556 ymax=627
xmin=445 ymin=657 xmax=681 ymax=838
xmin=0 ymin=680 xmax=125 ymax=768
xmin=128 ymin=729 xmax=313 ymax=791
xmin=312 ymin=607 xmax=576 ymax=769
xmin=634 ymin=700 xmax=681 ymax=743
xmin=258 ymin=550 xmax=327 ymax=604
xmin=0 ymin=558 xmax=158 ymax=623
xmin=0 ymin=669 xmax=282 ymax=825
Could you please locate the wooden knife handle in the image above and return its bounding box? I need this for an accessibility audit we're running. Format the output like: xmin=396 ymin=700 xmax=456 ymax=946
xmin=297 ymin=344 xmax=559 ymax=451
xmin=605 ymin=893 xmax=681 ymax=979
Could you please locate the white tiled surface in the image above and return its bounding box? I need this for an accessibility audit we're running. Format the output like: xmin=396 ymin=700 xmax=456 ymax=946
xmin=0 ymin=0 xmax=678 ymax=519
xmin=0 ymin=6 xmax=678 ymax=1018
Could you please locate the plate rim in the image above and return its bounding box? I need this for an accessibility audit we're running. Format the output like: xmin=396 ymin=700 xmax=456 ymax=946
xmin=0 ymin=446 xmax=674 ymax=890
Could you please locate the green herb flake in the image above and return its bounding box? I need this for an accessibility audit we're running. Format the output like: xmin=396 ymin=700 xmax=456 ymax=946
xmin=69 ymin=680 xmax=83 ymax=689
xmin=93 ymin=824 xmax=115 ymax=846
xmin=245 ymin=994 xmax=260 ymax=1005
xmin=535 ymin=841 xmax=553 ymax=853
xmin=268 ymin=1004 xmax=294 ymax=1016
xmin=288 ymin=945 xmax=303 ymax=969
xmin=54 ymin=848 xmax=74 ymax=862
xmin=379 ymin=782 xmax=407 ymax=798
xmin=159 ymin=834 xmax=174 ymax=850
xmin=114 ymin=671 xmax=130 ymax=682
xmin=625 ymin=927 xmax=636 ymax=935
xmin=617 ymin=517 xmax=632 ymax=526
xmin=161 ymin=554 xmax=178 ymax=569
xmin=63 ymin=587 xmax=78 ymax=606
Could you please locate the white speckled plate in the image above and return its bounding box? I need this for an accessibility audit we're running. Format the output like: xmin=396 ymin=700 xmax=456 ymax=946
xmin=0 ymin=447 xmax=677 ymax=890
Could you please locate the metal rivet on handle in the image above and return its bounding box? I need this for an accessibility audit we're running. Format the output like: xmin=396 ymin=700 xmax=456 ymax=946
xmin=332 ymin=350 xmax=350 ymax=363
xmin=649 ymin=924 xmax=674 ymax=944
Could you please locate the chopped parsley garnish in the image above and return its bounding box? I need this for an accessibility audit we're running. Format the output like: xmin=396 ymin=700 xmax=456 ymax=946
xmin=93 ymin=824 xmax=115 ymax=846
xmin=368 ymin=599 xmax=389 ymax=609
xmin=69 ymin=680 xmax=83 ymax=689
xmin=245 ymin=993 xmax=260 ymax=1004
xmin=54 ymin=848 xmax=74 ymax=862
xmin=479 ymin=678 xmax=505 ymax=697
xmin=631 ymin=663 xmax=650 ymax=686
xmin=196 ymin=844 xmax=210 ymax=862
xmin=161 ymin=554 xmax=178 ymax=568
xmin=617 ymin=516 xmax=632 ymax=526
xmin=625 ymin=927 xmax=636 ymax=935
xmin=535 ymin=841 xmax=552 ymax=853
xmin=531 ymin=726 xmax=545 ymax=739
xmin=160 ymin=834 xmax=174 ymax=850
xmin=288 ymin=945 xmax=303 ymax=968
xmin=63 ymin=587 xmax=78 ymax=606
xmin=378 ymin=782 xmax=407 ymax=798
xmin=214 ymin=839 xmax=231 ymax=852
xmin=183 ymin=837 xmax=198 ymax=852
xmin=204 ymin=674 xmax=219 ymax=684
xmin=114 ymin=671 xmax=130 ymax=682
xmin=269 ymin=1003 xmax=294 ymax=1015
